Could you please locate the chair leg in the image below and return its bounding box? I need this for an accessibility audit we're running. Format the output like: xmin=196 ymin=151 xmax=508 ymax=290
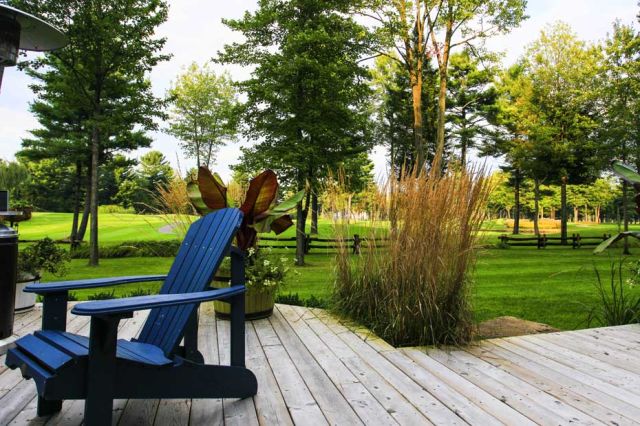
xmin=229 ymin=293 xmax=245 ymax=367
xmin=85 ymin=316 xmax=119 ymax=426
xmin=37 ymin=396 xmax=62 ymax=416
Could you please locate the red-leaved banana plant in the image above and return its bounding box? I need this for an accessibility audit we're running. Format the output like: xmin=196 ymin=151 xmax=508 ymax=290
xmin=187 ymin=166 xmax=304 ymax=250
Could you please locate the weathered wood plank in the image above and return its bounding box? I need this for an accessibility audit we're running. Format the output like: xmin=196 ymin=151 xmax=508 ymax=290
xmin=216 ymin=317 xmax=259 ymax=426
xmin=468 ymin=341 xmax=636 ymax=425
xmin=154 ymin=399 xmax=191 ymax=426
xmin=189 ymin=304 xmax=224 ymax=426
xmin=255 ymin=318 xmax=329 ymax=426
xmin=402 ymin=347 xmax=534 ymax=426
xmin=307 ymin=307 xmax=446 ymax=425
xmin=268 ymin=307 xmax=362 ymax=425
xmin=425 ymin=347 xmax=599 ymax=425
xmin=491 ymin=338 xmax=640 ymax=409
xmin=244 ymin=321 xmax=293 ymax=426
xmin=506 ymin=335 xmax=640 ymax=395
xmin=276 ymin=305 xmax=396 ymax=426
xmin=533 ymin=331 xmax=640 ymax=373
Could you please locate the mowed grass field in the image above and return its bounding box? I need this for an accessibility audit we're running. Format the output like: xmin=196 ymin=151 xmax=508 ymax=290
xmin=18 ymin=212 xmax=640 ymax=330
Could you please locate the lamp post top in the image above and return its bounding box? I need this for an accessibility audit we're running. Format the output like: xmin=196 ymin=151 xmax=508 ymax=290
xmin=0 ymin=4 xmax=66 ymax=51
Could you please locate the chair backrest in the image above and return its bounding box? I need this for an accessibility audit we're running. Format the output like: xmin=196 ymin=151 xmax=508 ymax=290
xmin=137 ymin=208 xmax=243 ymax=355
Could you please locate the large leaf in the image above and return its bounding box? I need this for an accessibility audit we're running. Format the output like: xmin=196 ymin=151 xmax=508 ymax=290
xmin=271 ymin=190 xmax=305 ymax=214
xmin=593 ymin=231 xmax=640 ymax=254
xmin=270 ymin=215 xmax=294 ymax=235
xmin=198 ymin=167 xmax=228 ymax=210
xmin=612 ymin=161 xmax=640 ymax=185
xmin=240 ymin=170 xmax=278 ymax=217
xmin=252 ymin=214 xmax=294 ymax=235
xmin=187 ymin=182 xmax=214 ymax=216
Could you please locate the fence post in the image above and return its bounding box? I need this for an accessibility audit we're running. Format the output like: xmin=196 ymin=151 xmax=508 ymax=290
xmin=353 ymin=234 xmax=361 ymax=255
xmin=537 ymin=234 xmax=542 ymax=249
xmin=304 ymin=234 xmax=311 ymax=254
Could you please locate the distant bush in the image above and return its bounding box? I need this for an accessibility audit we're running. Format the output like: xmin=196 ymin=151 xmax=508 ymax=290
xmin=126 ymin=288 xmax=153 ymax=297
xmin=99 ymin=204 xmax=136 ymax=214
xmin=88 ymin=290 xmax=116 ymax=300
xmin=275 ymin=293 xmax=328 ymax=309
xmin=505 ymin=218 xmax=560 ymax=230
xmin=71 ymin=240 xmax=180 ymax=259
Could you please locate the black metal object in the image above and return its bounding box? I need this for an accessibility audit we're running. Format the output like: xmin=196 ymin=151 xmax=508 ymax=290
xmin=0 ymin=190 xmax=8 ymax=211
xmin=0 ymin=221 xmax=17 ymax=338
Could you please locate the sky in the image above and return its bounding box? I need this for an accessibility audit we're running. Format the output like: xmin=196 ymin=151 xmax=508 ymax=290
xmin=0 ymin=0 xmax=638 ymax=182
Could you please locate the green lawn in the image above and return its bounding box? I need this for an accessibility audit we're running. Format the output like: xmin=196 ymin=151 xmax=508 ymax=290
xmin=22 ymin=212 xmax=640 ymax=331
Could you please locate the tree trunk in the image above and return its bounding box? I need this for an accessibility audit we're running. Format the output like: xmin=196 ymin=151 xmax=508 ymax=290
xmin=77 ymin=170 xmax=92 ymax=241
xmin=436 ymin=68 xmax=447 ymax=162
xmin=560 ymin=176 xmax=568 ymax=245
xmin=311 ymin=192 xmax=319 ymax=235
xmin=533 ymin=178 xmax=540 ymax=235
xmin=89 ymin=125 xmax=100 ymax=266
xmin=411 ymin=72 xmax=424 ymax=168
xmin=513 ymin=169 xmax=521 ymax=235
xmin=295 ymin=189 xmax=311 ymax=266
xmin=623 ymin=180 xmax=630 ymax=254
xmin=70 ymin=161 xmax=83 ymax=245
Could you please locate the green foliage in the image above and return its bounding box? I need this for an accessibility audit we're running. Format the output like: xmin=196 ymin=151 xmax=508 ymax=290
xmin=588 ymin=259 xmax=640 ymax=326
xmin=275 ymin=293 xmax=328 ymax=309
xmin=88 ymin=290 xmax=117 ymax=301
xmin=167 ymin=63 xmax=240 ymax=168
xmin=245 ymin=247 xmax=293 ymax=293
xmin=0 ymin=160 xmax=30 ymax=201
xmin=446 ymin=50 xmax=499 ymax=166
xmin=126 ymin=288 xmax=153 ymax=297
xmin=98 ymin=205 xmax=136 ymax=215
xmin=370 ymin=54 xmax=439 ymax=170
xmin=70 ymin=240 xmax=181 ymax=259
xmin=18 ymin=238 xmax=70 ymax=280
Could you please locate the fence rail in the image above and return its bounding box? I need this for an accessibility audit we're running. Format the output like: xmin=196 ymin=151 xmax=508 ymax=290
xmin=258 ymin=234 xmax=387 ymax=254
xmin=498 ymin=233 xmax=612 ymax=249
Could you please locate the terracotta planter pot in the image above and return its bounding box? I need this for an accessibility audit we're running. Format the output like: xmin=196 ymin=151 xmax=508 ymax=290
xmin=214 ymin=285 xmax=276 ymax=320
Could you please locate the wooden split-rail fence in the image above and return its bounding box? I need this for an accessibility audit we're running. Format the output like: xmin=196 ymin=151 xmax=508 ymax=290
xmin=498 ymin=233 xmax=612 ymax=249
xmin=258 ymin=234 xmax=387 ymax=254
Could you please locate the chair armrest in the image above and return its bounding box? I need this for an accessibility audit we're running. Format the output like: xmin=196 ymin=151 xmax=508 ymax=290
xmin=71 ymin=285 xmax=247 ymax=316
xmin=25 ymin=275 xmax=167 ymax=294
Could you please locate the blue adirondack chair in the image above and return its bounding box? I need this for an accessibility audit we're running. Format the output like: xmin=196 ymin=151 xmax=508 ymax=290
xmin=5 ymin=208 xmax=257 ymax=425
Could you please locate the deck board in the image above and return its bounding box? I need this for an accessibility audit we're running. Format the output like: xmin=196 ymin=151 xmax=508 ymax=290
xmin=2 ymin=304 xmax=640 ymax=425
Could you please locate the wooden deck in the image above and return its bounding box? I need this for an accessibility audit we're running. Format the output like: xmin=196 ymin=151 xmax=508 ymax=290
xmin=1 ymin=304 xmax=640 ymax=425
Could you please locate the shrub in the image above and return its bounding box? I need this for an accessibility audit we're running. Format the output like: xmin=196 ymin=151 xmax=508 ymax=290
xmin=275 ymin=293 xmax=328 ymax=308
xmin=88 ymin=290 xmax=116 ymax=300
xmin=70 ymin=240 xmax=181 ymax=259
xmin=126 ymin=288 xmax=153 ymax=297
xmin=99 ymin=204 xmax=136 ymax=214
xmin=331 ymin=163 xmax=491 ymax=347
xmin=588 ymin=259 xmax=640 ymax=326
xmin=18 ymin=238 xmax=70 ymax=280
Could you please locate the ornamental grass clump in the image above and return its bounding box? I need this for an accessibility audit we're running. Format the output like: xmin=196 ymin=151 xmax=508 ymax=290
xmin=332 ymin=163 xmax=491 ymax=346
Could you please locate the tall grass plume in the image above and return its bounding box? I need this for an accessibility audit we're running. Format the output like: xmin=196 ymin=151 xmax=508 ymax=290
xmin=331 ymin=163 xmax=491 ymax=346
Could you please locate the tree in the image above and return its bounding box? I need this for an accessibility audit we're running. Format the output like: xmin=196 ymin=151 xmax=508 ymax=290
xmin=167 ymin=63 xmax=240 ymax=168
xmin=0 ymin=160 xmax=30 ymax=202
xmin=427 ymin=0 xmax=527 ymax=161
xmin=446 ymin=50 xmax=498 ymax=167
xmin=600 ymin=22 xmax=640 ymax=251
xmin=482 ymin=63 xmax=534 ymax=234
xmin=220 ymin=0 xmax=374 ymax=265
xmin=370 ymin=54 xmax=438 ymax=173
xmin=524 ymin=22 xmax=602 ymax=243
xmin=367 ymin=1 xmax=442 ymax=166
xmin=12 ymin=0 xmax=169 ymax=265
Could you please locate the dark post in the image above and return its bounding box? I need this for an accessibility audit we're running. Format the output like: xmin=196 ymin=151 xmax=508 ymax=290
xmin=304 ymin=234 xmax=311 ymax=254
xmin=353 ymin=234 xmax=361 ymax=254
xmin=561 ymin=176 xmax=568 ymax=245
xmin=0 ymin=220 xmax=18 ymax=338
xmin=229 ymin=249 xmax=246 ymax=367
